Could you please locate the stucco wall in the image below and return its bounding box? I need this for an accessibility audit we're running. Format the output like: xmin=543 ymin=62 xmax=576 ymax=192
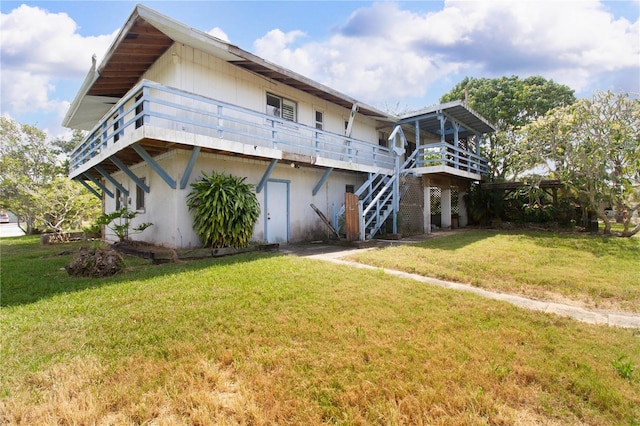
xmin=99 ymin=41 xmax=387 ymax=248
xmin=103 ymin=150 xmax=365 ymax=248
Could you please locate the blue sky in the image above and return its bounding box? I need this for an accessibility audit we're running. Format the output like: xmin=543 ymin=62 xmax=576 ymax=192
xmin=1 ymin=1 xmax=639 ymax=139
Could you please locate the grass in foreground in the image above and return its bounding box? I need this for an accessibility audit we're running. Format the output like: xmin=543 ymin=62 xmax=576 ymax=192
xmin=1 ymin=236 xmax=639 ymax=425
xmin=349 ymin=229 xmax=640 ymax=313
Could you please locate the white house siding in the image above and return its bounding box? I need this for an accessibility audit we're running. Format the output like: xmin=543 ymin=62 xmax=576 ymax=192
xmin=142 ymin=43 xmax=381 ymax=146
xmin=103 ymin=150 xmax=365 ymax=248
xmin=93 ymin=42 xmax=386 ymax=248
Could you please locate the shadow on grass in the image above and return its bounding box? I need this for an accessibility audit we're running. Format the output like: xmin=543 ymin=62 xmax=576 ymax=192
xmin=405 ymin=229 xmax=496 ymax=251
xmin=512 ymin=229 xmax=640 ymax=258
xmin=408 ymin=228 xmax=640 ymax=258
xmin=0 ymin=235 xmax=282 ymax=308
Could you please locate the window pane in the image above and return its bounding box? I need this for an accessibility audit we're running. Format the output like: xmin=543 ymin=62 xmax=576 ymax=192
xmin=315 ymin=111 xmax=323 ymax=130
xmin=282 ymin=99 xmax=296 ymax=121
xmin=136 ymin=178 xmax=146 ymax=210
xmin=115 ymin=188 xmax=121 ymax=210
xmin=266 ymin=94 xmax=281 ymax=117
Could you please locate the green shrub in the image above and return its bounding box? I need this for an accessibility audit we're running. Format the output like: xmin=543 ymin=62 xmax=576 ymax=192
xmin=187 ymin=170 xmax=260 ymax=248
xmin=95 ymin=208 xmax=152 ymax=242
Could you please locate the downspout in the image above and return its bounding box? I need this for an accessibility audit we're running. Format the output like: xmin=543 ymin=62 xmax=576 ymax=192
xmin=344 ymin=103 xmax=359 ymax=137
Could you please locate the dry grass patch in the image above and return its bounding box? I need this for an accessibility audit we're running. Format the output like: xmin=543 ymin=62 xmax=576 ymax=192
xmin=349 ymin=230 xmax=640 ymax=313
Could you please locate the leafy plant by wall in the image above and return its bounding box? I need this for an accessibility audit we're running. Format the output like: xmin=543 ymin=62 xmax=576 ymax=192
xmin=95 ymin=207 xmax=152 ymax=242
xmin=187 ymin=171 xmax=260 ymax=248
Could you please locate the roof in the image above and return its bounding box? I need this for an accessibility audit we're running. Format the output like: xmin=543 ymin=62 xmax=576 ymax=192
xmin=63 ymin=4 xmax=395 ymax=130
xmin=398 ymin=100 xmax=496 ymax=137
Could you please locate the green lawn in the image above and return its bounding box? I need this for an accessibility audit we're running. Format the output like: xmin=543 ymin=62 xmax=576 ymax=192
xmin=1 ymin=235 xmax=639 ymax=425
xmin=349 ymin=229 xmax=640 ymax=313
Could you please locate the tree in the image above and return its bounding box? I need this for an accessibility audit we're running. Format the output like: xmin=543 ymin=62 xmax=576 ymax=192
xmin=31 ymin=177 xmax=102 ymax=241
xmin=52 ymin=129 xmax=85 ymax=175
xmin=1 ymin=117 xmax=60 ymax=233
xmin=187 ymin=171 xmax=260 ymax=248
xmin=521 ymin=91 xmax=640 ymax=237
xmin=0 ymin=117 xmax=100 ymax=234
xmin=440 ymin=76 xmax=575 ymax=180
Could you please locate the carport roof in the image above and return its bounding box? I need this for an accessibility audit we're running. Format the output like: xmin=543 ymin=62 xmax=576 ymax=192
xmin=398 ymin=100 xmax=496 ymax=137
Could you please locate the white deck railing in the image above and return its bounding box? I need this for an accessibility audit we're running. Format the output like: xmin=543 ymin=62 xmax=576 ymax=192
xmin=415 ymin=142 xmax=488 ymax=175
xmin=69 ymin=80 xmax=396 ymax=174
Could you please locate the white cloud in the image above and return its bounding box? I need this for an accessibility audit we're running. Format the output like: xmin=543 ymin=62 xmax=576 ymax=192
xmin=0 ymin=4 xmax=114 ymax=116
xmin=253 ymin=1 xmax=639 ymax=107
xmin=207 ymin=27 xmax=230 ymax=43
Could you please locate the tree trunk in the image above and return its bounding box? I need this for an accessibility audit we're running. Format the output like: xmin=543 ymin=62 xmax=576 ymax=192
xmin=621 ymin=225 xmax=640 ymax=237
xmin=597 ymin=209 xmax=611 ymax=235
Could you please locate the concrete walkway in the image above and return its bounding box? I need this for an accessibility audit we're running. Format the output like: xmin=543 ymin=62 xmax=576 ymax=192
xmin=281 ymin=241 xmax=640 ymax=329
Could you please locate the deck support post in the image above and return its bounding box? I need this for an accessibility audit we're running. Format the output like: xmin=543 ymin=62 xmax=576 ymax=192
xmin=312 ymin=167 xmax=333 ymax=196
xmin=180 ymin=147 xmax=201 ymax=189
xmin=256 ymin=159 xmax=278 ymax=194
xmin=75 ymin=178 xmax=102 ymax=199
xmin=131 ymin=143 xmax=176 ymax=189
xmin=84 ymin=172 xmax=113 ymax=198
xmin=95 ymin=165 xmax=129 ymax=196
xmin=423 ymin=184 xmax=432 ymax=234
xmin=441 ymin=188 xmax=452 ymax=229
xmin=110 ymin=156 xmax=150 ymax=193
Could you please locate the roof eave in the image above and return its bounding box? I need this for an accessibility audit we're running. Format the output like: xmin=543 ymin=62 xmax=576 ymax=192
xmin=63 ymin=4 xmax=397 ymax=130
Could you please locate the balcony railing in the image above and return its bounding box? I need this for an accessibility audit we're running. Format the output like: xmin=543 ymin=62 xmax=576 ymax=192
xmin=413 ymin=142 xmax=488 ymax=175
xmin=69 ymin=80 xmax=396 ymax=174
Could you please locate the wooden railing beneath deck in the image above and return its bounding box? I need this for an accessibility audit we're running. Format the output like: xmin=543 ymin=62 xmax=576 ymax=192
xmin=69 ymin=80 xmax=395 ymax=174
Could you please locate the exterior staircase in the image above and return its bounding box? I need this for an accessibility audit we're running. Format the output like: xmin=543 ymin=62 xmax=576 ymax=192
xmin=334 ymin=126 xmax=418 ymax=240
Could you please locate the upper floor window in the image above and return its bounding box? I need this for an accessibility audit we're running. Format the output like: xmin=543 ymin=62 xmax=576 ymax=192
xmin=315 ymin=110 xmax=324 ymax=130
xmin=267 ymin=93 xmax=297 ymax=122
xmin=378 ymin=131 xmax=389 ymax=147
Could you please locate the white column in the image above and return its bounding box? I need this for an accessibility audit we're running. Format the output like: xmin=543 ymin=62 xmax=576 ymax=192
xmin=441 ymin=188 xmax=452 ymax=229
xmin=423 ymin=185 xmax=432 ymax=234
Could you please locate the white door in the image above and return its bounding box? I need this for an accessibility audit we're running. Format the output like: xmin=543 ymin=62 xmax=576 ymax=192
xmin=265 ymin=180 xmax=289 ymax=243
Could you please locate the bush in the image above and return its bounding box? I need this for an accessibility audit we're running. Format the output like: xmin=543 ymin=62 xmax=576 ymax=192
xmin=187 ymin=171 xmax=260 ymax=248
xmin=95 ymin=208 xmax=152 ymax=242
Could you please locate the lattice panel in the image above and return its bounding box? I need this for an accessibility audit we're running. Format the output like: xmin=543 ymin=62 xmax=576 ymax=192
xmin=452 ymin=189 xmax=460 ymax=215
xmin=430 ymin=187 xmax=442 ymax=214
xmin=399 ymin=176 xmax=424 ymax=236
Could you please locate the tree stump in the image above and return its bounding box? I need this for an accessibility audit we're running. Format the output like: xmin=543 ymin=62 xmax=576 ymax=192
xmin=65 ymin=247 xmax=124 ymax=277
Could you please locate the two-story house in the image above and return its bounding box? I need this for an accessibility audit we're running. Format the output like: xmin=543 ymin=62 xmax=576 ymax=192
xmin=64 ymin=5 xmax=494 ymax=248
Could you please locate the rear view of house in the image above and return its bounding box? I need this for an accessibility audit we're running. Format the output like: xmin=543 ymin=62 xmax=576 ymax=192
xmin=64 ymin=5 xmax=494 ymax=249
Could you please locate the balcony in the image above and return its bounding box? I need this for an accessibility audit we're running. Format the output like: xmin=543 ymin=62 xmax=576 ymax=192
xmin=409 ymin=142 xmax=488 ymax=179
xmin=69 ymin=80 xmax=396 ymax=180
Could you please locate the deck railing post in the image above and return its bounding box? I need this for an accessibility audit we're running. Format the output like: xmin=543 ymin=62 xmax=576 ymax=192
xmin=142 ymin=85 xmax=150 ymax=127
xmin=217 ymin=105 xmax=224 ymax=138
xmin=271 ymin=120 xmax=278 ymax=149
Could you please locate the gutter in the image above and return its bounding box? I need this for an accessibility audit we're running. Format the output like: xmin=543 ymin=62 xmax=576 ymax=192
xmin=61 ymin=57 xmax=99 ymax=128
